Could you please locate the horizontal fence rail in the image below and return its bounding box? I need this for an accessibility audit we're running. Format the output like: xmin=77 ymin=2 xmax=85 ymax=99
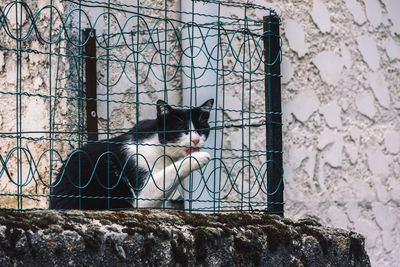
xmin=0 ymin=0 xmax=283 ymax=214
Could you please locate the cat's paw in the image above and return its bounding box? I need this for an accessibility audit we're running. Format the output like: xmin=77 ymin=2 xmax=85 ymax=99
xmin=186 ymin=151 xmax=210 ymax=170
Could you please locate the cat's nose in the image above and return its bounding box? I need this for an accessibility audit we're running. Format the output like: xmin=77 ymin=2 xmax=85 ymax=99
xmin=192 ymin=138 xmax=200 ymax=146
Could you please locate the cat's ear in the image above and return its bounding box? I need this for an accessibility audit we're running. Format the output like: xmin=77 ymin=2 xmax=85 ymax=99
xmin=156 ymin=100 xmax=174 ymax=117
xmin=199 ymin=99 xmax=214 ymax=113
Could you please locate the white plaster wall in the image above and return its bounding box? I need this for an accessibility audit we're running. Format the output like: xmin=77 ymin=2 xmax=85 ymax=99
xmin=251 ymin=0 xmax=400 ymax=265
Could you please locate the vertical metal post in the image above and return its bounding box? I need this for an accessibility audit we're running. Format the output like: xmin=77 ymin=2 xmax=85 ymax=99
xmin=263 ymin=16 xmax=284 ymax=216
xmin=16 ymin=2 xmax=23 ymax=209
xmin=84 ymin=28 xmax=98 ymax=141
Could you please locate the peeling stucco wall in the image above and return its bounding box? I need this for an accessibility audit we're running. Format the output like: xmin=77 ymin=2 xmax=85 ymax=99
xmin=251 ymin=0 xmax=399 ymax=266
xmin=0 ymin=0 xmax=70 ymax=208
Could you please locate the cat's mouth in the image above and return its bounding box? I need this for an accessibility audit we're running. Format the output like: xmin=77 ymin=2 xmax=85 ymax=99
xmin=186 ymin=147 xmax=200 ymax=155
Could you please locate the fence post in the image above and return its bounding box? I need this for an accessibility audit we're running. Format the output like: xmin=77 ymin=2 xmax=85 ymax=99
xmin=84 ymin=28 xmax=98 ymax=141
xmin=263 ymin=15 xmax=284 ymax=216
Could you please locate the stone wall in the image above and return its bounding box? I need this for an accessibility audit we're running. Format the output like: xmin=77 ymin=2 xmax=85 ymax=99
xmin=0 ymin=210 xmax=370 ymax=266
xmin=252 ymin=0 xmax=399 ymax=266
xmin=0 ymin=0 xmax=69 ymax=208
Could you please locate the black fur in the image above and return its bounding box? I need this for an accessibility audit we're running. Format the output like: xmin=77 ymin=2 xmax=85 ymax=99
xmin=49 ymin=99 xmax=214 ymax=210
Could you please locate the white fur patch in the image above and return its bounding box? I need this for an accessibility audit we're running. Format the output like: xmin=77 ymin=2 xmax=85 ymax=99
xmin=124 ymin=135 xmax=167 ymax=173
xmin=124 ymin=122 xmax=209 ymax=207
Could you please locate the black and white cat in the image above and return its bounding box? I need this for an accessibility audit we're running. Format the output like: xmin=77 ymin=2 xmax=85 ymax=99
xmin=49 ymin=99 xmax=214 ymax=210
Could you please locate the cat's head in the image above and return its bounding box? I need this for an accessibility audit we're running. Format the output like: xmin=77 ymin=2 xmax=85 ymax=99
xmin=156 ymin=99 xmax=214 ymax=158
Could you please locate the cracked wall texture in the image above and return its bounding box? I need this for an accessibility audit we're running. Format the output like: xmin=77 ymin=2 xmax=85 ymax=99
xmin=251 ymin=0 xmax=399 ymax=266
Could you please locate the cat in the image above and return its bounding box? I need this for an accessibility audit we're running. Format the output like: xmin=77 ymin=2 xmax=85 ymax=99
xmin=49 ymin=99 xmax=214 ymax=210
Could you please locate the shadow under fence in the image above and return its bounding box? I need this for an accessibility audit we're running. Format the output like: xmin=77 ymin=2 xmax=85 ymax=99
xmin=0 ymin=0 xmax=283 ymax=214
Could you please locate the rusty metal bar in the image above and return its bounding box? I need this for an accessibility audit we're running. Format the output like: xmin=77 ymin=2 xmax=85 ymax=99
xmin=84 ymin=28 xmax=98 ymax=141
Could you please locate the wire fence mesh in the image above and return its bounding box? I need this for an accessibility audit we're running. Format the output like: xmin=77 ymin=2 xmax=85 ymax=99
xmin=0 ymin=0 xmax=283 ymax=214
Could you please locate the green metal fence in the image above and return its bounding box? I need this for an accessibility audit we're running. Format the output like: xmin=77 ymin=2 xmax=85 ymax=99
xmin=0 ymin=0 xmax=283 ymax=214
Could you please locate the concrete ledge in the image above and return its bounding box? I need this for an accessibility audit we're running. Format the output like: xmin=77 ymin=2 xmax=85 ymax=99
xmin=0 ymin=210 xmax=370 ymax=266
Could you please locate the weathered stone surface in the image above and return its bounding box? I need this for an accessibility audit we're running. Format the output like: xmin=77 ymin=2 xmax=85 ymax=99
xmin=327 ymin=206 xmax=351 ymax=230
xmin=320 ymin=101 xmax=342 ymax=129
xmin=22 ymin=98 xmax=49 ymax=139
xmin=281 ymin=57 xmax=294 ymax=84
xmin=357 ymin=36 xmax=380 ymax=71
xmin=287 ymin=89 xmax=320 ymax=122
xmin=367 ymin=148 xmax=390 ymax=177
xmin=381 ymin=0 xmax=400 ymax=35
xmin=355 ymin=91 xmax=376 ymax=119
xmin=346 ymin=144 xmax=359 ymax=164
xmin=311 ymin=0 xmax=331 ymax=33
xmin=0 ymin=210 xmax=370 ymax=266
xmin=384 ymin=130 xmax=400 ymax=154
xmin=363 ymin=0 xmax=383 ymax=28
xmin=341 ymin=43 xmax=352 ymax=68
xmin=345 ymin=0 xmax=367 ymax=25
xmin=365 ymin=72 xmax=390 ymax=108
xmin=313 ymin=51 xmax=343 ymax=85
xmin=0 ymin=51 xmax=4 ymax=71
xmin=288 ymin=145 xmax=316 ymax=179
xmin=285 ymin=19 xmax=309 ymax=57
xmin=318 ymin=129 xmax=344 ymax=168
xmin=385 ymin=39 xmax=400 ymax=61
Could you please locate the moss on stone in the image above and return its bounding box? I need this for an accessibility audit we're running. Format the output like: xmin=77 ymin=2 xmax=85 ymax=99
xmin=99 ymin=219 xmax=112 ymax=225
xmin=350 ymin=233 xmax=364 ymax=261
xmin=142 ymin=235 xmax=156 ymax=259
xmin=148 ymin=212 xmax=185 ymax=225
xmin=192 ymin=227 xmax=208 ymax=264
xmin=0 ymin=210 xmax=40 ymax=233
xmin=4 ymin=227 xmax=26 ymax=258
xmin=0 ymin=210 xmax=371 ymax=266
xmin=33 ymin=212 xmax=63 ymax=228
xmin=296 ymin=224 xmax=329 ymax=255
xmin=296 ymin=218 xmax=322 ymax=227
xmin=83 ymin=226 xmax=105 ymax=250
xmin=260 ymin=224 xmax=292 ymax=252
xmin=175 ymin=211 xmax=209 ymax=227
xmin=233 ymin=237 xmax=261 ymax=266
xmin=335 ymin=235 xmax=348 ymax=250
xmin=171 ymin=231 xmax=190 ymax=267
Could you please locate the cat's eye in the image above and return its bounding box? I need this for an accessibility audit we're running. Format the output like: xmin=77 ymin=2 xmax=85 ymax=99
xmin=183 ymin=123 xmax=189 ymax=134
xmin=175 ymin=120 xmax=188 ymax=134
